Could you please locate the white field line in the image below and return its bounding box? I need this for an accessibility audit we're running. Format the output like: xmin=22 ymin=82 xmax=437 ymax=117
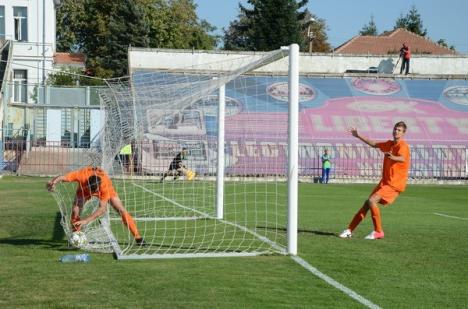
xmin=110 ymin=216 xmax=203 ymax=222
xmin=433 ymin=212 xmax=468 ymax=221
xmin=132 ymin=183 xmax=378 ymax=307
xmin=132 ymin=182 xmax=214 ymax=218
xmin=291 ymin=256 xmax=381 ymax=309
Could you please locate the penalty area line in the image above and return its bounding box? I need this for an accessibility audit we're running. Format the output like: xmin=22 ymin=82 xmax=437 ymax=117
xmin=291 ymin=256 xmax=381 ymax=309
xmin=433 ymin=212 xmax=468 ymax=221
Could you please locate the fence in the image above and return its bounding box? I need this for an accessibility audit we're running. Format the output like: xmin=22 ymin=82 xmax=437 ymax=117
xmin=298 ymin=144 xmax=468 ymax=184
xmin=1 ymin=140 xmax=467 ymax=183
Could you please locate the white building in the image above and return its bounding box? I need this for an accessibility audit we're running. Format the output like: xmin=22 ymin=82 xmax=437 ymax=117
xmin=0 ymin=0 xmax=60 ymax=104
xmin=0 ymin=0 xmax=61 ymax=145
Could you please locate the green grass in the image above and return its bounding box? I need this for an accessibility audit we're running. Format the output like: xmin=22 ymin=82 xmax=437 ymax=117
xmin=1 ymin=176 xmax=467 ymax=308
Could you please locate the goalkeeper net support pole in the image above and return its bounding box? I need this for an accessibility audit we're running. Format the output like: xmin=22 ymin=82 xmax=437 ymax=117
xmin=52 ymin=44 xmax=299 ymax=259
xmin=287 ymin=44 xmax=299 ymax=256
xmin=216 ymin=84 xmax=225 ymax=220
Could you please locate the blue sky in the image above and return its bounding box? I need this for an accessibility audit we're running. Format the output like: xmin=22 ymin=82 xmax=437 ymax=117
xmin=194 ymin=0 xmax=468 ymax=53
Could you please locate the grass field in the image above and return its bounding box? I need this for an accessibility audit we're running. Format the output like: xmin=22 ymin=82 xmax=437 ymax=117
xmin=1 ymin=176 xmax=467 ymax=308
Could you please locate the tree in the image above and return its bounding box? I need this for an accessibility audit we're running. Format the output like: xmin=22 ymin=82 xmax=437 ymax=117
xmin=360 ymin=15 xmax=378 ymax=36
xmin=46 ymin=67 xmax=105 ymax=86
xmin=437 ymin=39 xmax=456 ymax=51
xmin=223 ymin=0 xmax=311 ymax=51
xmin=56 ymin=0 xmax=217 ymax=78
xmin=394 ymin=5 xmax=427 ymax=37
xmin=223 ymin=10 xmax=254 ymax=51
xmin=81 ymin=1 xmax=151 ymax=78
xmin=145 ymin=0 xmax=218 ymax=50
xmin=56 ymin=0 xmax=86 ymax=52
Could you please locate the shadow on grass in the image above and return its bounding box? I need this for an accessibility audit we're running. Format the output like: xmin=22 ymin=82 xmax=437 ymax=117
xmin=52 ymin=211 xmax=66 ymax=241
xmin=0 ymin=212 xmax=70 ymax=250
xmin=256 ymin=226 xmax=338 ymax=237
xmin=299 ymin=229 xmax=338 ymax=237
xmin=0 ymin=237 xmax=67 ymax=249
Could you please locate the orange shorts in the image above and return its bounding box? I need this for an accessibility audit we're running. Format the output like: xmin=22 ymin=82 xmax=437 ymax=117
xmin=369 ymin=183 xmax=400 ymax=206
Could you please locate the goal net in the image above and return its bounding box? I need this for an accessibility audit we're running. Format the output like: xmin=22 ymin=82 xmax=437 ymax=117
xmin=54 ymin=45 xmax=299 ymax=259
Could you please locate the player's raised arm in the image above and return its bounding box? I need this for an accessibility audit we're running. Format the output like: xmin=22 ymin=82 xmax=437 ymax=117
xmin=348 ymin=127 xmax=377 ymax=148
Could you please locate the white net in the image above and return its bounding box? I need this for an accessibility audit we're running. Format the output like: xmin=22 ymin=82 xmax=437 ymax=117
xmin=55 ymin=47 xmax=296 ymax=258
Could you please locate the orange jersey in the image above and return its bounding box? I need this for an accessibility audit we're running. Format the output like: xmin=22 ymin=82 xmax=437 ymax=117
xmin=64 ymin=167 xmax=117 ymax=201
xmin=376 ymin=139 xmax=411 ymax=192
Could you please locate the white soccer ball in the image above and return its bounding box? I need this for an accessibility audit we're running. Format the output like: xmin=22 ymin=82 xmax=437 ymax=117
xmin=70 ymin=231 xmax=87 ymax=248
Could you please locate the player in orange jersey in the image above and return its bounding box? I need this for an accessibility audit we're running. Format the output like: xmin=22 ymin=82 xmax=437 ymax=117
xmin=339 ymin=121 xmax=411 ymax=240
xmin=47 ymin=166 xmax=145 ymax=245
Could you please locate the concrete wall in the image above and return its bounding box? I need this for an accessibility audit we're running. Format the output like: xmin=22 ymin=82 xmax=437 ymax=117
xmin=129 ymin=48 xmax=468 ymax=77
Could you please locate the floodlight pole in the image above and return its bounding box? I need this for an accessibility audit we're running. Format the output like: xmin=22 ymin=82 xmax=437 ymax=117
xmin=287 ymin=44 xmax=299 ymax=255
xmin=307 ymin=17 xmax=315 ymax=54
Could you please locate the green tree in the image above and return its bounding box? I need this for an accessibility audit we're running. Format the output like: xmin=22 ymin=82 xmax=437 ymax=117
xmin=223 ymin=10 xmax=253 ymax=51
xmin=394 ymin=5 xmax=427 ymax=36
xmin=56 ymin=0 xmax=217 ymax=78
xmin=144 ymin=0 xmax=218 ymax=49
xmin=79 ymin=1 xmax=150 ymax=78
xmin=46 ymin=67 xmax=105 ymax=86
xmin=360 ymin=15 xmax=378 ymax=36
xmin=437 ymin=39 xmax=456 ymax=51
xmin=56 ymin=0 xmax=86 ymax=52
xmin=223 ymin=0 xmax=311 ymax=51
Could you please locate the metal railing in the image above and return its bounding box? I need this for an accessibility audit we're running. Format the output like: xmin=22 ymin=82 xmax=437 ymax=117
xmin=298 ymin=144 xmax=468 ymax=183
xmin=1 ymin=140 xmax=467 ymax=183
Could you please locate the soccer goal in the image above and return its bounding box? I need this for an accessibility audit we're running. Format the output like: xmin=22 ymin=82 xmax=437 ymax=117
xmin=54 ymin=44 xmax=299 ymax=259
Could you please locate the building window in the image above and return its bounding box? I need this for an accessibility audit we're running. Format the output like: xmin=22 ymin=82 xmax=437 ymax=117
xmin=13 ymin=7 xmax=28 ymax=41
xmin=0 ymin=6 xmax=5 ymax=39
xmin=6 ymin=123 xmax=13 ymax=138
xmin=13 ymin=70 xmax=28 ymax=103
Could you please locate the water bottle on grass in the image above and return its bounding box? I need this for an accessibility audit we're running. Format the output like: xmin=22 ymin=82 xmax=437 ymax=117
xmin=59 ymin=254 xmax=91 ymax=263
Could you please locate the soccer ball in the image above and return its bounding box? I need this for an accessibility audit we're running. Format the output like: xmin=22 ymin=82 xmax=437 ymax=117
xmin=70 ymin=231 xmax=87 ymax=248
xmin=186 ymin=169 xmax=196 ymax=181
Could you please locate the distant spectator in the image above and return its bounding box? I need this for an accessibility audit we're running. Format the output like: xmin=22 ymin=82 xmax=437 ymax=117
xmin=320 ymin=149 xmax=331 ymax=184
xmin=399 ymin=43 xmax=411 ymax=75
xmin=119 ymin=144 xmax=132 ymax=173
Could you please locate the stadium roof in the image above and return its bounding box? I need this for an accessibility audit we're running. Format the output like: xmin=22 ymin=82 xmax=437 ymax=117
xmin=334 ymin=28 xmax=457 ymax=55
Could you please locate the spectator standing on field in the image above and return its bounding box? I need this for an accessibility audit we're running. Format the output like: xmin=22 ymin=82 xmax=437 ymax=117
xmin=321 ymin=149 xmax=331 ymax=184
xmin=399 ymin=43 xmax=411 ymax=75
xmin=339 ymin=121 xmax=411 ymax=240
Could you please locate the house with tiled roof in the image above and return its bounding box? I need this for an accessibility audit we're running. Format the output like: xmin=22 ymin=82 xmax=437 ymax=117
xmin=335 ymin=28 xmax=456 ymax=55
xmin=53 ymin=52 xmax=86 ymax=69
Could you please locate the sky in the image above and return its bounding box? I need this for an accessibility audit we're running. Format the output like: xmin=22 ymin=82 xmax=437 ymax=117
xmin=194 ymin=0 xmax=468 ymax=54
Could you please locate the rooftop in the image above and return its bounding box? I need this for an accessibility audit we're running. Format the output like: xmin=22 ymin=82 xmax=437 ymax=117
xmin=335 ymin=28 xmax=457 ymax=55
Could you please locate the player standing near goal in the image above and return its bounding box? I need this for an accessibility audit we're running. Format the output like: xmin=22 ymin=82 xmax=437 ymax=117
xmin=160 ymin=147 xmax=190 ymax=182
xmin=339 ymin=121 xmax=410 ymax=240
xmin=47 ymin=166 xmax=145 ymax=245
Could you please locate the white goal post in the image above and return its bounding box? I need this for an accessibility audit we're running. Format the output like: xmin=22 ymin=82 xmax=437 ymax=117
xmin=53 ymin=44 xmax=299 ymax=259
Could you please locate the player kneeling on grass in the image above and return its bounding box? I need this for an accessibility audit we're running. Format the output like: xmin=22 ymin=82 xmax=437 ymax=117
xmin=47 ymin=166 xmax=145 ymax=245
xmin=339 ymin=121 xmax=410 ymax=240
xmin=160 ymin=147 xmax=195 ymax=182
